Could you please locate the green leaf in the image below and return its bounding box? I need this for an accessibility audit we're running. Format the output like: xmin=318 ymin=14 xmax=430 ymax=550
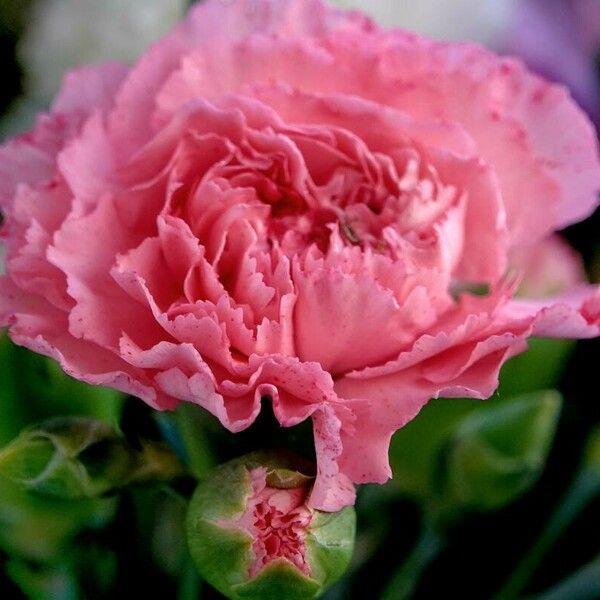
xmin=172 ymin=402 xmax=218 ymax=479
xmin=493 ymin=427 xmax=600 ymax=600
xmin=583 ymin=425 xmax=600 ymax=476
xmin=0 ymin=334 xmax=23 ymax=444
xmin=0 ymin=418 xmax=132 ymax=498
xmin=6 ymin=558 xmax=79 ymax=600
xmin=0 ymin=334 xmax=123 ymax=439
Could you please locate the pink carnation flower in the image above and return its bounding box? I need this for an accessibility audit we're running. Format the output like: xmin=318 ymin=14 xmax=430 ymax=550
xmin=1 ymin=0 xmax=599 ymax=510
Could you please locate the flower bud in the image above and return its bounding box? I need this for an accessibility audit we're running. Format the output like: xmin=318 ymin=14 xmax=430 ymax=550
xmin=0 ymin=417 xmax=184 ymax=499
xmin=186 ymin=452 xmax=355 ymax=600
xmin=0 ymin=417 xmax=133 ymax=498
xmin=440 ymin=391 xmax=562 ymax=512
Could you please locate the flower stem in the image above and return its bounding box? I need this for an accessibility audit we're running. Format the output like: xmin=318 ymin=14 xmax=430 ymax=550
xmin=380 ymin=519 xmax=443 ymax=600
xmin=493 ymin=469 xmax=600 ymax=600
xmin=178 ymin=559 xmax=202 ymax=600
xmin=531 ymin=554 xmax=600 ymax=600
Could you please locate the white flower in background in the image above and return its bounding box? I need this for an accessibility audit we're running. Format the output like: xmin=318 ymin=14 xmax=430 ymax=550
xmin=1 ymin=0 xmax=186 ymax=275
xmin=19 ymin=0 xmax=187 ymax=102
xmin=331 ymin=0 xmax=517 ymax=44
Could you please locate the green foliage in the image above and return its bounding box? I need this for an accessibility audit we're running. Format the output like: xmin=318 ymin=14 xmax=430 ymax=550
xmin=389 ymin=338 xmax=572 ymax=503
xmin=583 ymin=425 xmax=600 ymax=476
xmin=0 ymin=335 xmax=123 ymax=445
xmin=0 ymin=332 xmax=596 ymax=600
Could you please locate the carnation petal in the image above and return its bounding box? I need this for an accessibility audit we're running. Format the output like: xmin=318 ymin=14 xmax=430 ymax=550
xmin=51 ymin=62 xmax=129 ymax=125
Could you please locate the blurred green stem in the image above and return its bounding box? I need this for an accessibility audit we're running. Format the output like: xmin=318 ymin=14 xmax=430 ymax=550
xmin=174 ymin=404 xmax=216 ymax=480
xmin=128 ymin=441 xmax=187 ymax=484
xmin=380 ymin=518 xmax=443 ymax=600
xmin=178 ymin=559 xmax=202 ymax=600
xmin=494 ymin=469 xmax=600 ymax=600
xmin=530 ymin=554 xmax=600 ymax=600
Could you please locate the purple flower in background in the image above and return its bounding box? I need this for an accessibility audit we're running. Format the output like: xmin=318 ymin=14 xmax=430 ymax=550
xmin=503 ymin=0 xmax=600 ymax=125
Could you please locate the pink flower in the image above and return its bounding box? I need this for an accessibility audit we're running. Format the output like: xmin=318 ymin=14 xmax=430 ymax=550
xmin=1 ymin=0 xmax=599 ymax=511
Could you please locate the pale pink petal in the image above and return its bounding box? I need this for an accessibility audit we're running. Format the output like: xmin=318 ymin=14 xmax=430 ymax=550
xmin=1 ymin=62 xmax=127 ymax=208
xmin=370 ymin=37 xmax=600 ymax=244
xmin=0 ymin=115 xmax=66 ymax=207
xmin=108 ymin=31 xmax=191 ymax=159
xmin=309 ymin=405 xmax=356 ymax=511
xmin=51 ymin=62 xmax=129 ymax=125
xmin=185 ymin=0 xmax=373 ymax=43
xmin=57 ymin=112 xmax=117 ymax=206
xmin=500 ymin=286 xmax=600 ymax=338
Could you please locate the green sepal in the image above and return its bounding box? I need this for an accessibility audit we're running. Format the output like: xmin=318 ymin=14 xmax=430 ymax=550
xmin=306 ymin=507 xmax=356 ymax=589
xmin=234 ymin=559 xmax=321 ymax=600
xmin=0 ymin=418 xmax=132 ymax=498
xmin=266 ymin=468 xmax=314 ymax=489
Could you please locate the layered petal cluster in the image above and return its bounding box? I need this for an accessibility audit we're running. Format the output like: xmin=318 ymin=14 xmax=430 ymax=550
xmin=223 ymin=467 xmax=313 ymax=578
xmin=1 ymin=0 xmax=599 ymax=510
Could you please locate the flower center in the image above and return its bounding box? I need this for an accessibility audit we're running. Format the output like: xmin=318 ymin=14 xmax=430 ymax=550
xmin=249 ymin=487 xmax=312 ymax=577
xmin=221 ymin=468 xmax=313 ymax=578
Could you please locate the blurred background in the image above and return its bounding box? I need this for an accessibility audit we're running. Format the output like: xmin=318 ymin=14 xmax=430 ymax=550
xmin=1 ymin=1 xmax=600 ymax=599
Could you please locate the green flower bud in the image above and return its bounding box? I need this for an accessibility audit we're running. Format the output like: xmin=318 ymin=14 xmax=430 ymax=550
xmin=440 ymin=391 xmax=562 ymax=512
xmin=0 ymin=478 xmax=116 ymax=562
xmin=0 ymin=417 xmax=133 ymax=498
xmin=0 ymin=417 xmax=184 ymax=499
xmin=186 ymin=452 xmax=356 ymax=600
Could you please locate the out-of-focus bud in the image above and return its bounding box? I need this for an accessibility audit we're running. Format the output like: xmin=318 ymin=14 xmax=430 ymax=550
xmin=0 ymin=417 xmax=184 ymax=498
xmin=0 ymin=479 xmax=116 ymax=562
xmin=186 ymin=452 xmax=356 ymax=600
xmin=439 ymin=391 xmax=562 ymax=512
